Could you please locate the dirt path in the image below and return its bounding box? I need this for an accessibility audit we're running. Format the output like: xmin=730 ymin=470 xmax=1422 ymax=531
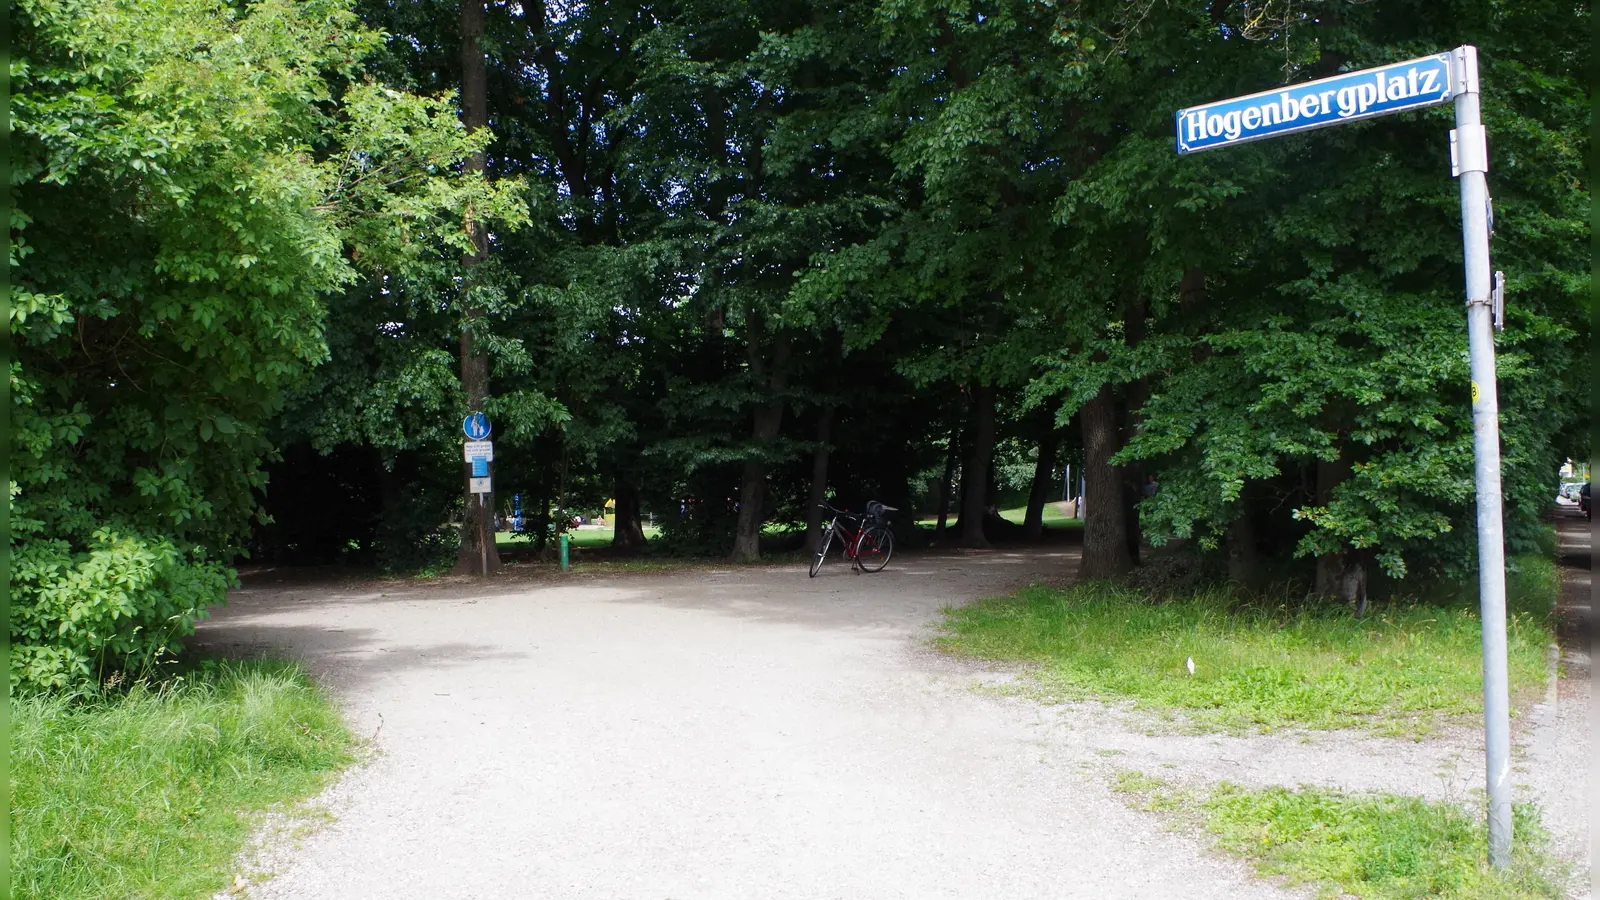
xmin=201 ymin=529 xmax=1590 ymax=899
xmin=200 ymin=548 xmax=1301 ymax=899
xmin=1535 ymin=504 xmax=1591 ymax=880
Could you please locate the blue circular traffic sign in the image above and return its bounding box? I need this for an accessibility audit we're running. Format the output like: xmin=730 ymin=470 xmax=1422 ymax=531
xmin=463 ymin=412 xmax=491 ymax=440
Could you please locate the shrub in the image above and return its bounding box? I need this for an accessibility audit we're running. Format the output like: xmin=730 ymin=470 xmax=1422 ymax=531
xmin=10 ymin=530 xmax=230 ymax=691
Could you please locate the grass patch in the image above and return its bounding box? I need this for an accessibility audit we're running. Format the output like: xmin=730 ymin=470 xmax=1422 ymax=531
xmin=496 ymin=525 xmax=662 ymax=550
xmin=937 ymin=555 xmax=1554 ymax=734
xmin=919 ymin=503 xmax=1085 ymax=531
xmin=1112 ymin=773 xmax=1570 ymax=898
xmin=11 ymin=660 xmax=354 ymax=900
xmin=996 ymin=503 xmax=1084 ymax=529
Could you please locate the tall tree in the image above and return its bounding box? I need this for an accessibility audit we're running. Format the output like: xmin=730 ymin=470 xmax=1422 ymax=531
xmin=453 ymin=0 xmax=499 ymax=574
xmin=10 ymin=0 xmax=518 ymax=687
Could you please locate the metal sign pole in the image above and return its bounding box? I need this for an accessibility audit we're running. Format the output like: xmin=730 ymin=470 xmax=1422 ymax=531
xmin=1450 ymin=44 xmax=1512 ymax=867
xmin=479 ymin=493 xmax=489 ymax=578
xmin=1175 ymin=44 xmax=1513 ymax=866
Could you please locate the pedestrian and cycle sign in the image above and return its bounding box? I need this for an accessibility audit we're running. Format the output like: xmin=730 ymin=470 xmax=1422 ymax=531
xmin=1175 ymin=52 xmax=1454 ymax=154
xmin=463 ymin=412 xmax=491 ymax=440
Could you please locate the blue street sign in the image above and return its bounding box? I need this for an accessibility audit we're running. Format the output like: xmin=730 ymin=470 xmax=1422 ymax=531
xmin=463 ymin=412 xmax=492 ymax=440
xmin=470 ymin=457 xmax=489 ymax=477
xmin=1175 ymin=53 xmax=1454 ymax=154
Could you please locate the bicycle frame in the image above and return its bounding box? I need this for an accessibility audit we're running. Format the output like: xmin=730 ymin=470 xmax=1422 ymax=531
xmin=811 ymin=501 xmax=895 ymax=578
xmin=824 ymin=514 xmax=869 ymax=566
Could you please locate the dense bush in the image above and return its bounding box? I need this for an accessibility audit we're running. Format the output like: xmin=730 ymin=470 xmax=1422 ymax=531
xmin=10 ymin=0 xmax=516 ymax=688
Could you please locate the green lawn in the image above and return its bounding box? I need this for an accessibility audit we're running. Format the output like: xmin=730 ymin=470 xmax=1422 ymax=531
xmin=496 ymin=525 xmax=661 ymax=550
xmin=997 ymin=502 xmax=1083 ymax=529
xmin=496 ymin=521 xmax=800 ymax=553
xmin=11 ymin=662 xmax=353 ymax=900
xmin=919 ymin=502 xmax=1084 ymax=530
xmin=937 ymin=554 xmax=1556 ymax=734
xmin=1113 ymin=774 xmax=1570 ymax=899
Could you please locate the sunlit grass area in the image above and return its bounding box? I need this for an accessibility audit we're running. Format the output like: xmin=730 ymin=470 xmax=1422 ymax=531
xmin=938 ymin=555 xmax=1555 ymax=734
xmin=11 ymin=662 xmax=353 ymax=900
xmin=1111 ymin=774 xmax=1571 ymax=899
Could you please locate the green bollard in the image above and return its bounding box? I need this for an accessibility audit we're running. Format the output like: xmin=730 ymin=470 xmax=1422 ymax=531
xmin=559 ymin=532 xmax=570 ymax=571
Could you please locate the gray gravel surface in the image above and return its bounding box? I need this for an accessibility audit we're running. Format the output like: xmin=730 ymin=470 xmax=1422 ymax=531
xmin=199 ymin=548 xmax=1300 ymax=900
xmin=200 ymin=534 xmax=1591 ymax=899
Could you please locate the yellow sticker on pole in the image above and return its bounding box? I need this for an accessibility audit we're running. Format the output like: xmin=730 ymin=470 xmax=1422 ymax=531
xmin=1471 ymin=381 xmax=1480 ymax=403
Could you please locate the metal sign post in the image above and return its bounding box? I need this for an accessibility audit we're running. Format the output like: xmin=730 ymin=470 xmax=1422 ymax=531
xmin=463 ymin=413 xmax=494 ymax=578
xmin=1176 ymin=45 xmax=1512 ymax=866
xmin=1449 ymin=46 xmax=1512 ymax=867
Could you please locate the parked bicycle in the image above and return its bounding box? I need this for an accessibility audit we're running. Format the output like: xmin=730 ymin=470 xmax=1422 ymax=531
xmin=810 ymin=501 xmax=896 ymax=577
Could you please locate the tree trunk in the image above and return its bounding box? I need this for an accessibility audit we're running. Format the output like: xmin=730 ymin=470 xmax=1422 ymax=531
xmin=533 ymin=479 xmax=550 ymax=552
xmin=611 ymin=478 xmax=646 ymax=551
xmin=803 ymin=406 xmax=833 ymax=554
xmin=1314 ymin=456 xmax=1363 ymax=607
xmin=731 ymin=318 xmax=790 ymax=563
xmin=1121 ymin=299 xmax=1148 ymax=564
xmin=732 ymin=403 xmax=784 ymax=562
xmin=959 ymin=383 xmax=997 ymax=548
xmin=1080 ymin=384 xmax=1132 ymax=579
xmin=452 ymin=0 xmax=500 ymax=576
xmin=935 ymin=426 xmax=959 ymax=536
xmin=1226 ymin=504 xmax=1260 ymax=590
xmin=1023 ymin=428 xmax=1059 ymax=540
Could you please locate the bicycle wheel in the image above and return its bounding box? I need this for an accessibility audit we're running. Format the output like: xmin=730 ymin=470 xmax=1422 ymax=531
xmin=809 ymin=525 xmax=835 ymax=577
xmin=854 ymin=525 xmax=894 ymax=573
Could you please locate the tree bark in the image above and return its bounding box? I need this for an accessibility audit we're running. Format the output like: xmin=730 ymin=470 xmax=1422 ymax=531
xmin=1023 ymin=427 xmax=1059 ymax=540
xmin=611 ymin=478 xmax=646 ymax=551
xmin=731 ymin=321 xmax=790 ymax=563
xmin=803 ymin=406 xmax=833 ymax=554
xmin=452 ymin=0 xmax=501 ymax=576
xmin=533 ymin=479 xmax=550 ymax=552
xmin=732 ymin=403 xmax=784 ymax=562
xmin=1226 ymin=503 xmax=1260 ymax=590
xmin=959 ymin=383 xmax=997 ymax=548
xmin=1313 ymin=456 xmax=1363 ymax=606
xmin=935 ymin=425 xmax=959 ymax=536
xmin=1121 ymin=299 xmax=1148 ymax=564
xmin=1080 ymin=384 xmax=1132 ymax=579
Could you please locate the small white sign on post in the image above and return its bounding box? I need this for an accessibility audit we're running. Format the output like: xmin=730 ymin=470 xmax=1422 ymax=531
xmin=464 ymin=440 xmax=494 ymax=462
xmin=470 ymin=477 xmax=492 ymax=495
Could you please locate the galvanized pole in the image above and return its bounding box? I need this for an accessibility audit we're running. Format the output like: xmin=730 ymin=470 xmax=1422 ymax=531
xmin=1450 ymin=44 xmax=1512 ymax=868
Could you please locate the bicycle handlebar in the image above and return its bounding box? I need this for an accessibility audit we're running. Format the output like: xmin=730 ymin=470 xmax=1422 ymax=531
xmin=819 ymin=501 xmax=898 ymax=516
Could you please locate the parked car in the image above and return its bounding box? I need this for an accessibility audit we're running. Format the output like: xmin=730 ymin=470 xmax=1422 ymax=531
xmin=1580 ymin=483 xmax=1591 ymax=520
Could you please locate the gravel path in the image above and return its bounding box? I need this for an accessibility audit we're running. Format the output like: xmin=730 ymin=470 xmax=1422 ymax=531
xmin=200 ymin=548 xmax=1298 ymax=899
xmin=199 ymin=532 xmax=1590 ymax=899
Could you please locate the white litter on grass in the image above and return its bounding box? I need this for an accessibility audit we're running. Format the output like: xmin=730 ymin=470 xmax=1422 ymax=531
xmin=1186 ymin=657 xmax=1195 ymax=676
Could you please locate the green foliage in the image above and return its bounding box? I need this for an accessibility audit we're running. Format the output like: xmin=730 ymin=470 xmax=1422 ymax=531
xmin=1022 ymin=0 xmax=1589 ymax=577
xmin=937 ymin=563 xmax=1554 ymax=733
xmin=14 ymin=0 xmax=1588 ymax=659
xmin=10 ymin=530 xmax=232 ymax=690
xmin=11 ymin=0 xmax=517 ymax=688
xmin=10 ymin=660 xmax=354 ymax=900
